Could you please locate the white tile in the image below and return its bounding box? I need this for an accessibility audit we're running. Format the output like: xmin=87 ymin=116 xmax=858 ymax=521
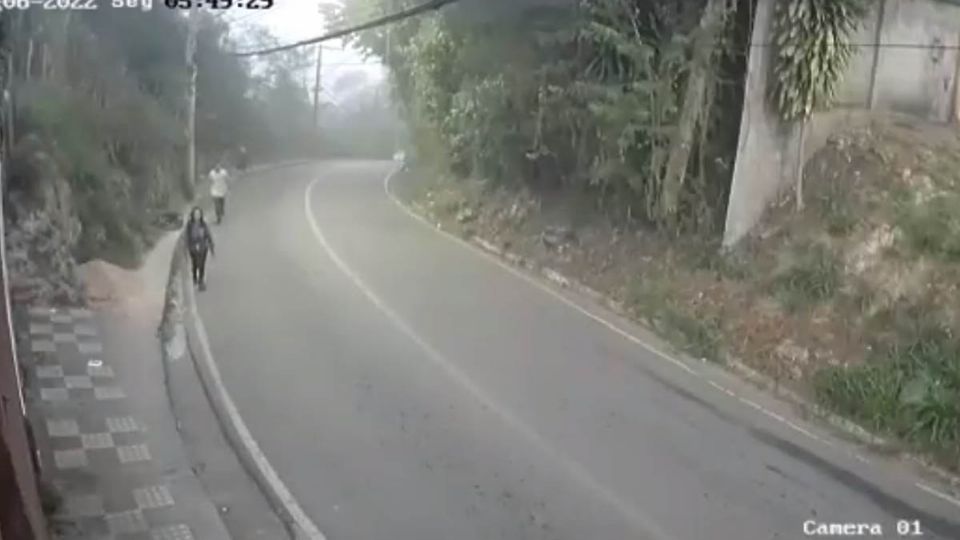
xmin=53 ymin=332 xmax=78 ymax=344
xmin=94 ymin=386 xmax=126 ymax=400
xmin=87 ymin=363 xmax=113 ymax=378
xmin=53 ymin=449 xmax=87 ymax=469
xmin=73 ymin=324 xmax=98 ymax=336
xmin=62 ymin=493 xmax=104 ymax=517
xmin=151 ymin=524 xmax=194 ymax=540
xmin=46 ymin=419 xmax=80 ymax=438
xmin=117 ymin=444 xmax=151 ymax=464
xmin=134 ymin=485 xmax=174 ymax=510
xmin=106 ymin=510 xmax=148 ymax=534
xmin=28 ymin=306 xmax=54 ymax=318
xmin=64 ymin=375 xmax=93 ymax=389
xmin=78 ymin=342 xmax=103 ymax=355
xmin=81 ymin=432 xmax=114 ymax=450
xmin=29 ymin=323 xmax=53 ymax=335
xmin=50 ymin=313 xmax=74 ymax=324
xmin=106 ymin=416 xmax=141 ymax=434
xmin=31 ymin=340 xmax=56 ymax=353
xmin=40 ymin=388 xmax=69 ymax=402
xmin=36 ymin=365 xmax=64 ymax=379
xmin=70 ymin=308 xmax=93 ymax=319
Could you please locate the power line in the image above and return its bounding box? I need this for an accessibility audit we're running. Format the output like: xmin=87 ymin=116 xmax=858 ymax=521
xmin=230 ymin=0 xmax=460 ymax=57
xmin=749 ymin=41 xmax=960 ymax=50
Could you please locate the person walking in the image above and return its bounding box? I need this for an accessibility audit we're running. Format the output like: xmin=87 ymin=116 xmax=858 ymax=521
xmin=238 ymin=146 xmax=249 ymax=172
xmin=186 ymin=207 xmax=215 ymax=291
xmin=210 ymin=163 xmax=229 ymax=224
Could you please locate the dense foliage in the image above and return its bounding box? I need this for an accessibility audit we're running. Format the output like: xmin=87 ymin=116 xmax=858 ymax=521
xmin=0 ymin=8 xmax=318 ymax=264
xmin=329 ymin=0 xmax=746 ymax=232
xmin=770 ymin=0 xmax=868 ymax=121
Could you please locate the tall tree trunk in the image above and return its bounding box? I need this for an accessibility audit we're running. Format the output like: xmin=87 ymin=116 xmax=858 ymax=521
xmin=24 ymin=38 xmax=33 ymax=79
xmin=49 ymin=12 xmax=72 ymax=83
xmin=41 ymin=43 xmax=50 ymax=81
xmin=658 ymin=0 xmax=729 ymax=224
xmin=795 ymin=116 xmax=807 ymax=212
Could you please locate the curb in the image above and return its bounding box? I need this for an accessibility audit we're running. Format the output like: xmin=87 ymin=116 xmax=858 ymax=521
xmin=394 ymin=172 xmax=960 ymax=492
xmin=159 ymin=166 xmax=327 ymax=540
xmin=174 ymin=247 xmax=326 ymax=540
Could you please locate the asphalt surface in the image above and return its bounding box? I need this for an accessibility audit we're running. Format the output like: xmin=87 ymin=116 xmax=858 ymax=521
xmin=196 ymin=161 xmax=960 ymax=540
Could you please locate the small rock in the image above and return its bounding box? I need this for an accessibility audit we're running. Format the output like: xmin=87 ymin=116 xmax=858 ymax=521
xmin=541 ymin=226 xmax=577 ymax=250
xmin=775 ymin=339 xmax=809 ymax=365
xmin=456 ymin=207 xmax=476 ymax=223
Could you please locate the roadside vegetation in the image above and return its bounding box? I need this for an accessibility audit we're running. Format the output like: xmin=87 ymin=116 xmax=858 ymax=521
xmin=335 ymin=0 xmax=957 ymax=470
xmin=408 ymin=117 xmax=960 ymax=471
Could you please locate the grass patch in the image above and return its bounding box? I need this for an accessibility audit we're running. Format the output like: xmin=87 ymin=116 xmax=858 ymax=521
xmin=681 ymin=239 xmax=753 ymax=281
xmin=628 ymin=275 xmax=724 ymax=363
xmin=815 ymin=176 xmax=858 ymax=237
xmin=658 ymin=308 xmax=723 ymax=362
xmin=815 ymin=308 xmax=960 ymax=459
xmin=896 ymin=194 xmax=960 ymax=261
xmin=771 ymin=242 xmax=841 ymax=311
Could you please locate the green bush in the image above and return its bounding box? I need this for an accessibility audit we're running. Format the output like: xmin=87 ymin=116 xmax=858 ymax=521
xmin=628 ymin=274 xmax=723 ymax=363
xmin=771 ymin=242 xmax=841 ymax=310
xmin=896 ymin=194 xmax=960 ymax=261
xmin=815 ymin=310 xmax=960 ymax=453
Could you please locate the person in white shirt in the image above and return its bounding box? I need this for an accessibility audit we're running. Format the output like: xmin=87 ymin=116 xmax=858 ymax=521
xmin=210 ymin=164 xmax=229 ymax=224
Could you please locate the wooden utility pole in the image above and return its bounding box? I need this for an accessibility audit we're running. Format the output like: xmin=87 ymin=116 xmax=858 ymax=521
xmin=312 ymin=44 xmax=322 ymax=131
xmin=186 ymin=8 xmax=200 ymax=189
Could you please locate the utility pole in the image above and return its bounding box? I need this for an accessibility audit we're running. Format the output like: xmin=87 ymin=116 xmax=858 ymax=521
xmin=312 ymin=44 xmax=322 ymax=132
xmin=386 ymin=0 xmax=399 ymax=155
xmin=185 ymin=8 xmax=200 ymax=189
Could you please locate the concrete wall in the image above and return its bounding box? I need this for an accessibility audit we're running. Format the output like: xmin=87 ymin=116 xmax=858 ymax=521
xmin=723 ymin=0 xmax=960 ymax=246
xmin=723 ymin=0 xmax=798 ymax=246
xmin=838 ymin=0 xmax=960 ymax=120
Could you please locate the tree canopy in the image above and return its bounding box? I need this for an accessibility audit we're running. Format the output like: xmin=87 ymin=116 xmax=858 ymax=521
xmin=329 ymin=0 xmax=747 ymax=232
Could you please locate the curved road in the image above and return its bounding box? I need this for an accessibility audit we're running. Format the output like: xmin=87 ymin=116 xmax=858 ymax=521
xmin=197 ymin=161 xmax=960 ymax=540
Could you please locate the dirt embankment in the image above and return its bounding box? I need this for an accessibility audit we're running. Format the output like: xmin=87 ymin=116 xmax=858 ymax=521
xmin=406 ymin=115 xmax=960 ymax=472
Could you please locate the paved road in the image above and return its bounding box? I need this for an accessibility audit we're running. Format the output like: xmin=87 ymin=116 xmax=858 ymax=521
xmin=197 ymin=161 xmax=960 ymax=540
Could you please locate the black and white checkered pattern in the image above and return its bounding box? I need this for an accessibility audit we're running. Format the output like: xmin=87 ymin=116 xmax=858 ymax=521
xmin=27 ymin=306 xmax=194 ymax=540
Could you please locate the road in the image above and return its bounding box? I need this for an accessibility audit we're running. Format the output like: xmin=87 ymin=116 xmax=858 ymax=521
xmin=196 ymin=161 xmax=960 ymax=540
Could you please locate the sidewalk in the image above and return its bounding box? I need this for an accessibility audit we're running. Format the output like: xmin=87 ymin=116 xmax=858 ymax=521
xmin=19 ymin=232 xmax=232 ymax=540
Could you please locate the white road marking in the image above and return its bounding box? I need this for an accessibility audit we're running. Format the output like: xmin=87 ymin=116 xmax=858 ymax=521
xmin=305 ymin=177 xmax=676 ymax=540
xmin=186 ymin=270 xmax=327 ymax=540
xmin=708 ymin=380 xmax=736 ymax=397
xmin=738 ymin=396 xmax=765 ymax=412
xmin=916 ymin=482 xmax=960 ymax=509
xmin=709 ymin=381 xmax=829 ymax=444
xmin=780 ymin=420 xmax=827 ymax=444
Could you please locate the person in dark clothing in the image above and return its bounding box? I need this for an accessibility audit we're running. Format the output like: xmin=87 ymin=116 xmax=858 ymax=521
xmin=186 ymin=207 xmax=215 ymax=290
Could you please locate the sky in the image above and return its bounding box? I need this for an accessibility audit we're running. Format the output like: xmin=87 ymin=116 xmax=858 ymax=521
xmin=229 ymin=0 xmax=385 ymax=104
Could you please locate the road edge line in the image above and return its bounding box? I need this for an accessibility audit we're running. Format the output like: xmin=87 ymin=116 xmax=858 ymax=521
xmin=382 ymin=165 xmax=960 ymax=500
xmin=174 ymin=238 xmax=327 ymax=540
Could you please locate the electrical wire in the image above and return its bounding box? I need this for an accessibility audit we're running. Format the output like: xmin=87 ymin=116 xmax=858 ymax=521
xmin=229 ymin=0 xmax=460 ymax=57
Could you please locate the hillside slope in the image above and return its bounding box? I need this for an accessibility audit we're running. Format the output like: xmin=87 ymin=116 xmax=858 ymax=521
xmin=407 ymin=114 xmax=960 ymax=472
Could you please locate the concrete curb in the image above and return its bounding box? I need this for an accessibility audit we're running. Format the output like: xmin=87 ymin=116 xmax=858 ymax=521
xmin=159 ymin=163 xmax=327 ymax=540
xmin=395 ymin=173 xmax=960 ymax=491
xmin=162 ymin=241 xmax=326 ymax=540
